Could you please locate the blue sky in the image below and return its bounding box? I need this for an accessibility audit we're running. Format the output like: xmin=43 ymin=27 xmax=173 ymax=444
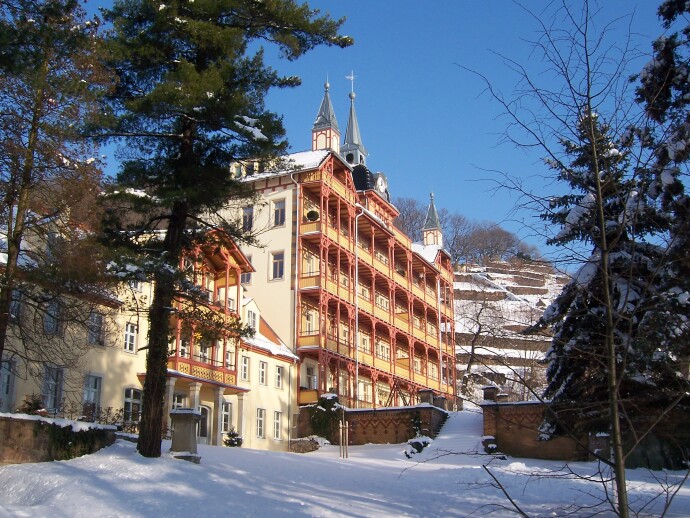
xmin=258 ymin=1 xmax=662 ymax=258
xmin=93 ymin=0 xmax=664 ymax=258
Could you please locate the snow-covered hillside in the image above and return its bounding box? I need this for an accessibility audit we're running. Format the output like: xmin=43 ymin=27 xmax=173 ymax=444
xmin=454 ymin=260 xmax=568 ymax=400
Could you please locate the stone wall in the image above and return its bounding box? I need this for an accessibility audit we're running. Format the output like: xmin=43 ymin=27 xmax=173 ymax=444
xmin=0 ymin=415 xmax=116 ymax=464
xmin=297 ymin=404 xmax=448 ymax=445
xmin=480 ymin=401 xmax=589 ymax=461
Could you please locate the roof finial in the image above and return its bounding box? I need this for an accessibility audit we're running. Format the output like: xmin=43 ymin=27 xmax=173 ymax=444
xmin=346 ymin=70 xmax=356 ymax=95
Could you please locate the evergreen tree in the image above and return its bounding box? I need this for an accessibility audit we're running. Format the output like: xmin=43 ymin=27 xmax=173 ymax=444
xmin=633 ymin=1 xmax=690 ymax=385
xmin=531 ymin=113 xmax=659 ymax=417
xmin=0 ymin=0 xmax=110 ymax=377
xmin=98 ymin=0 xmax=351 ymax=458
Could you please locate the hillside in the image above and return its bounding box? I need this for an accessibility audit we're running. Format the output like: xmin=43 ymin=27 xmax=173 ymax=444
xmin=454 ymin=260 xmax=568 ymax=401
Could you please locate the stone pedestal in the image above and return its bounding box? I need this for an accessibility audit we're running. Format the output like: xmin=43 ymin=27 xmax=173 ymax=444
xmin=169 ymin=408 xmax=201 ymax=464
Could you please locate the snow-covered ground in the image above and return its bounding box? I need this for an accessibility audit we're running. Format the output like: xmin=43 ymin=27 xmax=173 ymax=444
xmin=1 ymin=406 xmax=689 ymax=517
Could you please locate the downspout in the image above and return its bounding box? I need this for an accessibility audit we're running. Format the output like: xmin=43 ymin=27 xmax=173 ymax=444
xmin=354 ymin=204 xmax=366 ymax=409
xmin=289 ymin=170 xmax=300 ymax=440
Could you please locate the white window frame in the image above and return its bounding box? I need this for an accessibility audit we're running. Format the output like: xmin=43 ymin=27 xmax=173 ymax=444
xmin=124 ymin=387 xmax=142 ymax=422
xmin=241 ymin=257 xmax=252 ymax=284
xmin=124 ymin=322 xmax=137 ymax=353
xmin=275 ymin=365 xmax=284 ymax=389
xmin=88 ymin=312 xmax=105 ymax=346
xmin=242 ymin=206 xmax=254 ymax=232
xmin=273 ymin=199 xmax=286 ymax=227
xmin=271 ymin=251 xmax=285 ymax=280
xmin=172 ymin=393 xmax=186 ymax=409
xmin=259 ymin=361 xmax=267 ymax=385
xmin=83 ymin=374 xmax=102 ymax=412
xmin=247 ymin=310 xmax=257 ymax=331
xmin=273 ymin=411 xmax=282 ymax=440
xmin=44 ymin=299 xmax=61 ymax=336
xmin=42 ymin=366 xmax=63 ymax=413
xmin=241 ymin=356 xmax=250 ymax=381
xmin=221 ymin=401 xmax=232 ymax=433
xmin=256 ymin=408 xmax=266 ymax=439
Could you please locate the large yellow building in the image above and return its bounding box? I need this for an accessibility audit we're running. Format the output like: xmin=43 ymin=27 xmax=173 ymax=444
xmin=231 ymin=83 xmax=457 ymax=409
xmin=1 ymin=233 xmax=297 ymax=451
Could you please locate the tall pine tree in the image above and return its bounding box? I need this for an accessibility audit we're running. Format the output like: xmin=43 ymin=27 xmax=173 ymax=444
xmin=97 ymin=0 xmax=351 ymax=457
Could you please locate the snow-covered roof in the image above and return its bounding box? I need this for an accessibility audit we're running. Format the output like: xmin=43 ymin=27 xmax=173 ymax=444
xmin=411 ymin=243 xmax=442 ymax=264
xmin=241 ymin=150 xmax=330 ymax=181
xmin=244 ymin=332 xmax=297 ymax=362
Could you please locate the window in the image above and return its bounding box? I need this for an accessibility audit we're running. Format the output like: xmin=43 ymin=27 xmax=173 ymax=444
xmin=256 ymin=408 xmax=265 ymax=439
xmin=275 ymin=365 xmax=284 ymax=389
xmin=0 ymin=360 xmax=14 ymax=412
xmin=124 ymin=388 xmax=142 ymax=422
xmin=259 ymin=361 xmax=267 ymax=385
xmin=233 ymin=164 xmax=242 ymax=178
xmin=87 ymin=312 xmax=105 ymax=345
xmin=359 ymin=333 xmax=370 ymax=353
xmin=172 ymin=393 xmax=186 ymax=409
xmin=376 ymin=340 xmax=391 ymax=361
xmin=271 ymin=251 xmax=285 ymax=280
xmin=247 ymin=310 xmax=257 ymax=331
xmin=304 ymin=252 xmax=317 ymax=275
xmin=241 ymin=256 xmax=252 ymax=284
xmin=124 ymin=322 xmax=137 ymax=353
xmin=306 ymin=366 xmax=317 ymax=390
xmin=273 ymin=411 xmax=282 ymax=440
xmin=83 ymin=374 xmax=102 ymax=415
xmin=241 ymin=356 xmax=250 ymax=381
xmin=44 ymin=300 xmax=61 ymax=335
xmin=128 ymin=279 xmax=142 ymax=292
xmin=9 ymin=290 xmax=21 ymax=322
xmin=304 ymin=310 xmax=315 ymax=334
xmin=242 ymin=206 xmax=254 ymax=232
xmin=222 ymin=401 xmax=232 ymax=433
xmin=413 ymin=356 xmax=422 ymax=374
xmin=180 ymin=338 xmax=189 ymax=358
xmin=225 ymin=345 xmax=236 ymax=369
xmin=43 ymin=366 xmax=63 ymax=413
xmin=273 ymin=199 xmax=286 ymax=227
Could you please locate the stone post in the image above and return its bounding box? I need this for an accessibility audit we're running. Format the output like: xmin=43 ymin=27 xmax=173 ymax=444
xmin=169 ymin=408 xmax=201 ymax=464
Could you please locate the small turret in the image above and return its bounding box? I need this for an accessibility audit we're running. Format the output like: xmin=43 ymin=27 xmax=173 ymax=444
xmin=423 ymin=193 xmax=443 ymax=247
xmin=312 ymin=80 xmax=340 ymax=152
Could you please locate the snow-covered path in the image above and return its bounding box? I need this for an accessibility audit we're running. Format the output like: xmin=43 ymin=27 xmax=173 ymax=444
xmin=0 ymin=408 xmax=689 ymax=517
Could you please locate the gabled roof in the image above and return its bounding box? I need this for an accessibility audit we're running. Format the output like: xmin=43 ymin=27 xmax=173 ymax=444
xmin=241 ymin=150 xmax=331 ymax=182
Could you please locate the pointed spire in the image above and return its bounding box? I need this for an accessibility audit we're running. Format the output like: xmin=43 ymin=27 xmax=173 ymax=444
xmin=340 ymin=71 xmax=368 ymax=165
xmin=313 ymin=80 xmax=339 ymax=131
xmin=423 ymin=193 xmax=443 ymax=247
xmin=423 ymin=193 xmax=441 ymax=230
xmin=312 ymin=79 xmax=340 ymax=152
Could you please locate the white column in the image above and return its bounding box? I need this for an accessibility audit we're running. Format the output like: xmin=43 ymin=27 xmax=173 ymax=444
xmin=165 ymin=376 xmax=177 ymax=434
xmin=237 ymin=392 xmax=246 ymax=447
xmin=214 ymin=387 xmax=225 ymax=446
xmin=189 ymin=382 xmax=202 ymax=411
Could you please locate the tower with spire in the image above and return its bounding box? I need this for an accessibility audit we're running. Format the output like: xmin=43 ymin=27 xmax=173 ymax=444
xmin=312 ymin=80 xmax=340 ymax=152
xmin=423 ymin=193 xmax=443 ymax=247
xmin=340 ymin=72 xmax=368 ymax=166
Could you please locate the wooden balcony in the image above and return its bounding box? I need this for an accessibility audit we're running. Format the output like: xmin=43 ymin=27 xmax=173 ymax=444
xmin=299 ymin=275 xmax=320 ymax=289
xmin=167 ymin=357 xmax=236 ymax=386
xmin=297 ymin=334 xmax=321 ymax=347
xmin=298 ymin=389 xmax=319 ymax=405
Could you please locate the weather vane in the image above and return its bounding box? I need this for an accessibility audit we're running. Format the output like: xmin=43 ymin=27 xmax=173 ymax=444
xmin=346 ymin=71 xmax=356 ymax=93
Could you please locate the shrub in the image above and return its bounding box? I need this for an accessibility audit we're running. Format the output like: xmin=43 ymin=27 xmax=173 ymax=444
xmin=224 ymin=427 xmax=243 ymax=447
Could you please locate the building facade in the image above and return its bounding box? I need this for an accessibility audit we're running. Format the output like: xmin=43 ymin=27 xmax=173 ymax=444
xmin=230 ymin=83 xmax=457 ymax=409
xmin=1 ymin=233 xmax=297 ymax=451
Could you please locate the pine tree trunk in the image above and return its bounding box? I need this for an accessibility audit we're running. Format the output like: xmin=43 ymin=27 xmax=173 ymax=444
xmin=137 ymin=201 xmax=188 ymax=458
